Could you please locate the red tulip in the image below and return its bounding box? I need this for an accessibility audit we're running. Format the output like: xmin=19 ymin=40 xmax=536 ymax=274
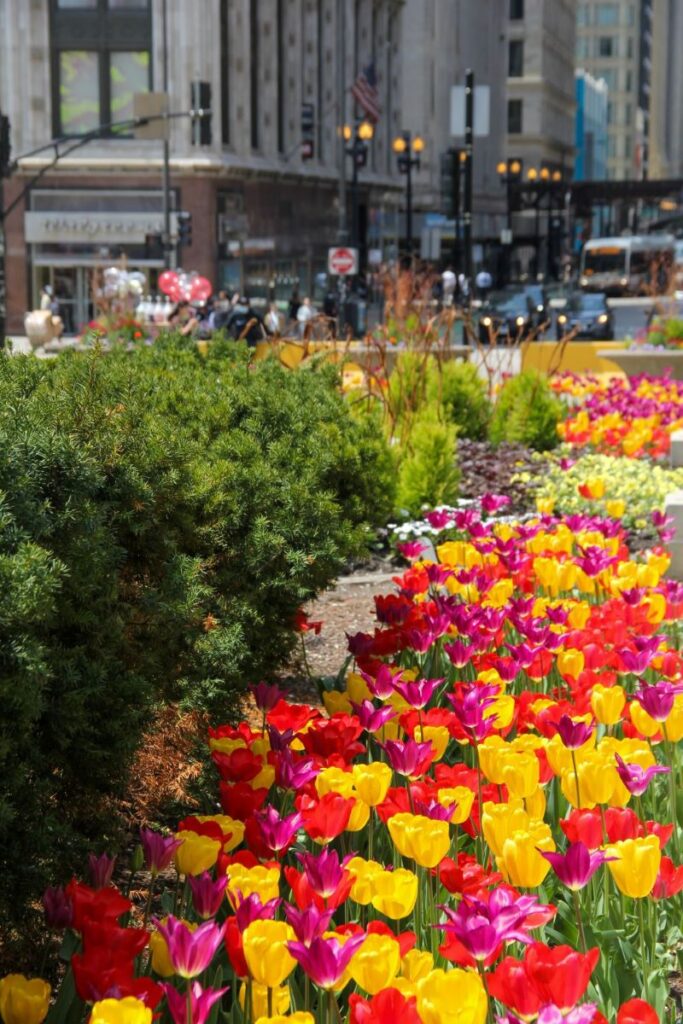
xmin=224 ymin=916 xmax=249 ymax=977
xmin=523 ymin=943 xmax=600 ymax=1010
xmin=219 ymin=781 xmax=269 ymax=820
xmin=617 ymin=999 xmax=659 ymax=1024
xmin=298 ymin=792 xmax=354 ymax=842
xmin=487 ymin=956 xmax=542 ymax=1017
xmin=349 ymin=988 xmax=422 ymax=1024
xmin=652 ymin=856 xmax=683 ymax=899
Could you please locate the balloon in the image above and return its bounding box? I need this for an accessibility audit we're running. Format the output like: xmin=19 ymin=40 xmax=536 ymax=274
xmin=158 ymin=269 xmax=179 ymax=296
xmin=166 ymin=283 xmax=182 ymax=303
xmin=104 ymin=266 xmax=120 ymax=285
xmin=128 ymin=279 xmax=143 ymax=297
xmin=189 ymin=276 xmax=212 ymax=302
xmin=129 ymin=271 xmax=146 ymax=286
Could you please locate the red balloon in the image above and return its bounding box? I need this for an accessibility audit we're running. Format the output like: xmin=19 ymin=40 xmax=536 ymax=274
xmin=190 ymin=276 xmax=213 ymax=302
xmin=166 ymin=283 xmax=182 ymax=303
xmin=158 ymin=269 xmax=179 ymax=296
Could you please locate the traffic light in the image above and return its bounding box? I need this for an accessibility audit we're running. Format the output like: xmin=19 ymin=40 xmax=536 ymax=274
xmin=301 ymin=103 xmax=315 ymax=161
xmin=190 ymin=81 xmax=212 ymax=146
xmin=0 ymin=114 xmax=11 ymax=178
xmin=177 ymin=211 xmax=192 ymax=247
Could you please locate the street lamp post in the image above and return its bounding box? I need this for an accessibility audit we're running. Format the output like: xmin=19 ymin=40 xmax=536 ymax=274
xmin=496 ymin=157 xmax=522 ymax=285
xmin=393 ymin=131 xmax=424 ymax=259
xmin=515 ymin=165 xmax=565 ymax=280
xmin=344 ymin=120 xmax=374 ymax=258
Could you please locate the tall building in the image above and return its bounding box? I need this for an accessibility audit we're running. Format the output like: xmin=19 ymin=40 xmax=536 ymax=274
xmin=574 ymin=69 xmax=608 ymax=180
xmin=649 ymin=0 xmax=683 ymax=178
xmin=0 ymin=0 xmax=407 ymax=334
xmin=576 ymin=0 xmax=652 ymax=180
xmin=396 ymin=0 xmax=507 ymax=264
xmin=505 ymin=0 xmax=577 ymax=177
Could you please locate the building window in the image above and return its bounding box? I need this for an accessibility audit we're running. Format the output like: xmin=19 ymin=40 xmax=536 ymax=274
xmin=595 ymin=3 xmax=619 ymax=26
xmin=598 ymin=36 xmax=615 ymax=57
xmin=625 ymin=70 xmax=633 ymax=92
xmin=577 ymin=36 xmax=590 ymax=58
xmin=507 ymin=98 xmax=523 ymax=133
xmin=606 ymin=101 xmax=614 ymax=124
xmin=509 ymin=0 xmax=524 ymax=19
xmin=577 ymin=4 xmax=589 ymax=26
xmin=624 ymin=102 xmax=632 ymax=123
xmin=250 ymin=0 xmax=260 ymax=150
xmin=599 ymin=68 xmax=617 ymax=91
xmin=50 ymin=0 xmax=151 ymax=136
xmin=508 ymin=40 xmax=524 ymax=77
xmin=608 ymin=136 xmax=616 ymax=158
xmin=624 ymin=134 xmax=632 ymax=158
xmin=626 ymin=36 xmax=634 ymax=58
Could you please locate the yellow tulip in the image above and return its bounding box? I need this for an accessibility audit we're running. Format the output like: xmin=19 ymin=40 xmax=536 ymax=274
xmin=174 ymin=831 xmax=221 ymax=876
xmin=89 ymin=999 xmax=152 ymax=1024
xmin=629 ymin=701 xmax=661 ymax=739
xmin=316 ymin=766 xmax=354 ymax=799
xmin=227 ymin=864 xmax=281 ymax=903
xmin=371 ymin=868 xmax=418 ymax=919
xmin=387 ymin=813 xmax=450 ymax=868
xmin=352 ymin=763 xmax=392 ymax=806
xmin=499 ymin=751 xmax=539 ymax=799
xmin=347 ymin=857 xmax=383 ymax=905
xmin=347 ymin=671 xmax=373 ymax=704
xmin=481 ymin=800 xmax=530 ymax=858
xmin=256 ymin=1016 xmax=314 ymax=1024
xmin=149 ymin=919 xmax=197 ymax=977
xmin=605 ymin=837 xmax=661 ymax=898
xmin=416 ymin=968 xmax=488 ymax=1024
xmin=537 ymin=497 xmax=555 ymax=515
xmin=240 ymin=984 xmax=289 ymax=1020
xmin=349 ymin=934 xmax=401 ymax=994
xmin=251 ymin=764 xmax=276 ymax=790
xmin=0 ymin=976 xmax=51 ymax=1024
xmin=498 ymin=824 xmax=555 ymax=888
xmin=567 ymin=601 xmax=591 ymax=629
xmin=664 ymin=695 xmax=683 ymax=742
xmin=524 ymin=787 xmax=547 ymax=820
xmin=193 ymin=815 xmax=245 ymax=852
xmin=436 ymin=786 xmax=475 ymax=824
xmin=477 ymin=736 xmax=508 ymax=784
xmin=401 ymin=949 xmax=434 ymax=983
xmin=242 ymin=920 xmax=296 ymax=988
xmin=560 ymin=767 xmax=595 ymax=810
xmin=417 ymin=725 xmax=450 ymax=761
xmin=347 ymin=798 xmax=371 ymax=832
xmin=386 ymin=977 xmax=418 ymax=998
xmin=605 ymin=499 xmax=625 ymax=518
xmin=557 ymin=649 xmax=585 ymax=680
xmin=323 ymin=690 xmax=352 ymax=716
xmin=590 ymin=684 xmax=626 ymax=726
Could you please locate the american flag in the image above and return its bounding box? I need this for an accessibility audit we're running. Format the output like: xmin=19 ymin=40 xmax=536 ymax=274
xmin=351 ymin=62 xmax=381 ymax=123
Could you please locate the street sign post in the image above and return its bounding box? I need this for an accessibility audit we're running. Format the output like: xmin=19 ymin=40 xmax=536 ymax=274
xmin=327 ymin=246 xmax=359 ymax=276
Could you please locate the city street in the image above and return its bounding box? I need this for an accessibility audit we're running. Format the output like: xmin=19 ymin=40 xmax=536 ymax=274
xmin=538 ymin=296 xmax=683 ymax=341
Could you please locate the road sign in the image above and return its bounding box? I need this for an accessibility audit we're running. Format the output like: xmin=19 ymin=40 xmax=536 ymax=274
xmin=500 ymin=228 xmax=513 ymax=245
xmin=327 ymin=246 xmax=358 ymax=276
xmin=450 ymin=85 xmax=490 ymax=138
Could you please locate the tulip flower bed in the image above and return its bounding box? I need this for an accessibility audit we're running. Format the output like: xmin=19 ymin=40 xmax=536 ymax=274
xmin=552 ymin=373 xmax=683 ymax=460
xmin=7 ymin=496 xmax=683 ymax=1024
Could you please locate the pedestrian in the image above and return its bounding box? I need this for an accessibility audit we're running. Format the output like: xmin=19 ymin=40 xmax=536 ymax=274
xmin=264 ymin=302 xmax=282 ymax=335
xmin=441 ymin=266 xmax=456 ymax=308
xmin=296 ymin=296 xmax=315 ymax=338
xmin=475 ymin=267 xmax=493 ymax=301
xmin=288 ymin=289 xmax=301 ymax=322
xmin=208 ymin=291 xmax=232 ymax=332
xmin=168 ymin=301 xmax=200 ymax=337
xmin=457 ymin=272 xmax=471 ymax=304
xmin=226 ymin=295 xmax=264 ymax=346
xmin=40 ymin=284 xmax=53 ymax=311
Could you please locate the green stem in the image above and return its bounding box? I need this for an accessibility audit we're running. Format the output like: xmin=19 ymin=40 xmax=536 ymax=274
xmin=637 ymin=897 xmax=649 ymax=1000
xmin=186 ymin=981 xmax=194 ymax=1024
xmin=572 ymin=889 xmax=587 ymax=952
xmin=570 ymin=749 xmax=582 ymax=809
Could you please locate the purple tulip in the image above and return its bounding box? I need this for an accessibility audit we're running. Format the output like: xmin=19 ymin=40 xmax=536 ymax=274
xmin=425 ymin=508 xmax=455 ymax=530
xmin=350 ymin=699 xmax=396 ymax=733
xmin=162 ymin=981 xmax=228 ymax=1024
xmin=614 ymin=753 xmax=670 ymax=796
xmin=297 ymin=848 xmax=348 ymax=899
xmin=288 ymin=933 xmax=366 ymax=989
xmin=284 ymin=903 xmax=334 ymax=945
xmin=425 ymin=563 xmax=453 ymax=586
xmin=42 ymin=885 xmax=73 ymax=930
xmin=253 ymin=805 xmax=302 ymax=854
xmin=404 ymin=627 xmax=437 ymax=654
xmin=439 ymin=890 xmax=544 ymax=962
xmin=393 ymin=677 xmax=443 ymax=709
xmin=383 ymin=738 xmax=434 ymax=777
xmin=541 ymin=842 xmax=612 ymax=891
xmin=444 ymin=639 xmax=473 ymax=668
xmin=231 ymin=892 xmax=281 ymax=931
xmin=481 ymin=493 xmax=511 ymax=515
xmin=140 ymin=828 xmax=183 ymax=876
xmin=635 ymin=680 xmax=683 ymax=722
xmin=447 ymin=683 xmax=500 ymax=743
xmin=360 ymin=664 xmax=404 ymax=700
xmin=267 ymin=725 xmax=296 ymax=752
xmin=275 ymin=749 xmax=317 ymax=792
xmin=251 ymin=681 xmax=286 ymax=712
xmin=87 ymin=852 xmax=116 ymax=889
xmin=618 ymin=648 xmax=655 ymax=676
xmin=188 ymin=871 xmax=229 ymax=920
xmin=397 ymin=540 xmax=428 ymax=560
xmin=154 ymin=916 xmax=226 ymax=979
xmin=552 ymin=714 xmax=595 ymax=750
xmin=414 ymin=798 xmax=456 ymax=822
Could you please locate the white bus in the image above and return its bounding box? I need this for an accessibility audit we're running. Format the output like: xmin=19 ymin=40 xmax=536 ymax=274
xmin=579 ymin=235 xmax=675 ymax=296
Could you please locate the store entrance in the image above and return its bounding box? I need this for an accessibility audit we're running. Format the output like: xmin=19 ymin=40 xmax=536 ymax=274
xmin=33 ymin=266 xmax=95 ymax=335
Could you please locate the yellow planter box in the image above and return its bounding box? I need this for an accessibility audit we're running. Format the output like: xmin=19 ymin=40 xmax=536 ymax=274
xmin=521 ymin=340 xmax=627 ymax=376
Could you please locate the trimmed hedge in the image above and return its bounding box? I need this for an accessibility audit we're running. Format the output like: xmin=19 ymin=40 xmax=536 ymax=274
xmin=489 ymin=370 xmax=562 ymax=451
xmin=0 ymin=337 xmax=394 ymax=913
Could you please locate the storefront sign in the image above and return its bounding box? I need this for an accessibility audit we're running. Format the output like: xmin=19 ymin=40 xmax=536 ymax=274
xmin=25 ymin=212 xmax=174 ymax=245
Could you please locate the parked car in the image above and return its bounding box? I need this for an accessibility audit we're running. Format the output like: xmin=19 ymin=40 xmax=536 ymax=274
xmin=556 ymin=291 xmax=614 ymax=340
xmin=479 ymin=290 xmax=536 ymax=344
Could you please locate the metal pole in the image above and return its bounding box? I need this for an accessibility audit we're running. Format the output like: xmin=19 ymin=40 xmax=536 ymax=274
xmin=453 ymin=150 xmax=461 ymax=273
xmin=0 ymin=179 xmax=5 ymax=344
xmin=351 ymin=137 xmax=359 ymax=247
xmin=463 ymin=69 xmax=474 ymax=289
xmin=161 ymin=0 xmax=173 ymax=268
xmin=337 ymin=0 xmax=348 ymax=243
xmin=406 ymin=144 xmax=412 ymax=259
xmin=506 ymin=167 xmax=512 ymax=284
xmin=546 ymin=188 xmax=552 ymax=279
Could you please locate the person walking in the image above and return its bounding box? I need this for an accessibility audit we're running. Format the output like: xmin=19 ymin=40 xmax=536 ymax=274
xmin=264 ymin=302 xmax=282 ymax=335
xmin=475 ymin=267 xmax=493 ymax=301
xmin=296 ymin=296 xmax=315 ymax=338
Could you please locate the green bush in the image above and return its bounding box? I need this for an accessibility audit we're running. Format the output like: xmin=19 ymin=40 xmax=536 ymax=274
xmin=427 ymin=360 xmax=491 ymax=440
xmin=489 ymin=370 xmax=562 ymax=451
xmin=0 ymin=338 xmax=394 ymax=915
xmin=396 ymin=410 xmax=460 ymax=514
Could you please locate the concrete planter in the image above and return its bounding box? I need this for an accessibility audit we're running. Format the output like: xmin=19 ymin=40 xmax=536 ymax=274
xmin=598 ymin=348 xmax=683 ymax=380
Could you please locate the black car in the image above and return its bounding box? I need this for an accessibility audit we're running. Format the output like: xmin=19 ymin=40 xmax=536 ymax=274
xmin=479 ymin=290 xmax=536 ymax=344
xmin=556 ymin=292 xmax=614 ymax=341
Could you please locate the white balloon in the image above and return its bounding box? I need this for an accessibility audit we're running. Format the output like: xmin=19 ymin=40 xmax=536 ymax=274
xmin=128 ymin=279 xmax=143 ymax=296
xmin=104 ymin=267 xmax=120 ymax=285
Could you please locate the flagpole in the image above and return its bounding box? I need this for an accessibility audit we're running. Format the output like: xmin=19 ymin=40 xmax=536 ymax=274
xmin=337 ymin=0 xmax=348 ymax=243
